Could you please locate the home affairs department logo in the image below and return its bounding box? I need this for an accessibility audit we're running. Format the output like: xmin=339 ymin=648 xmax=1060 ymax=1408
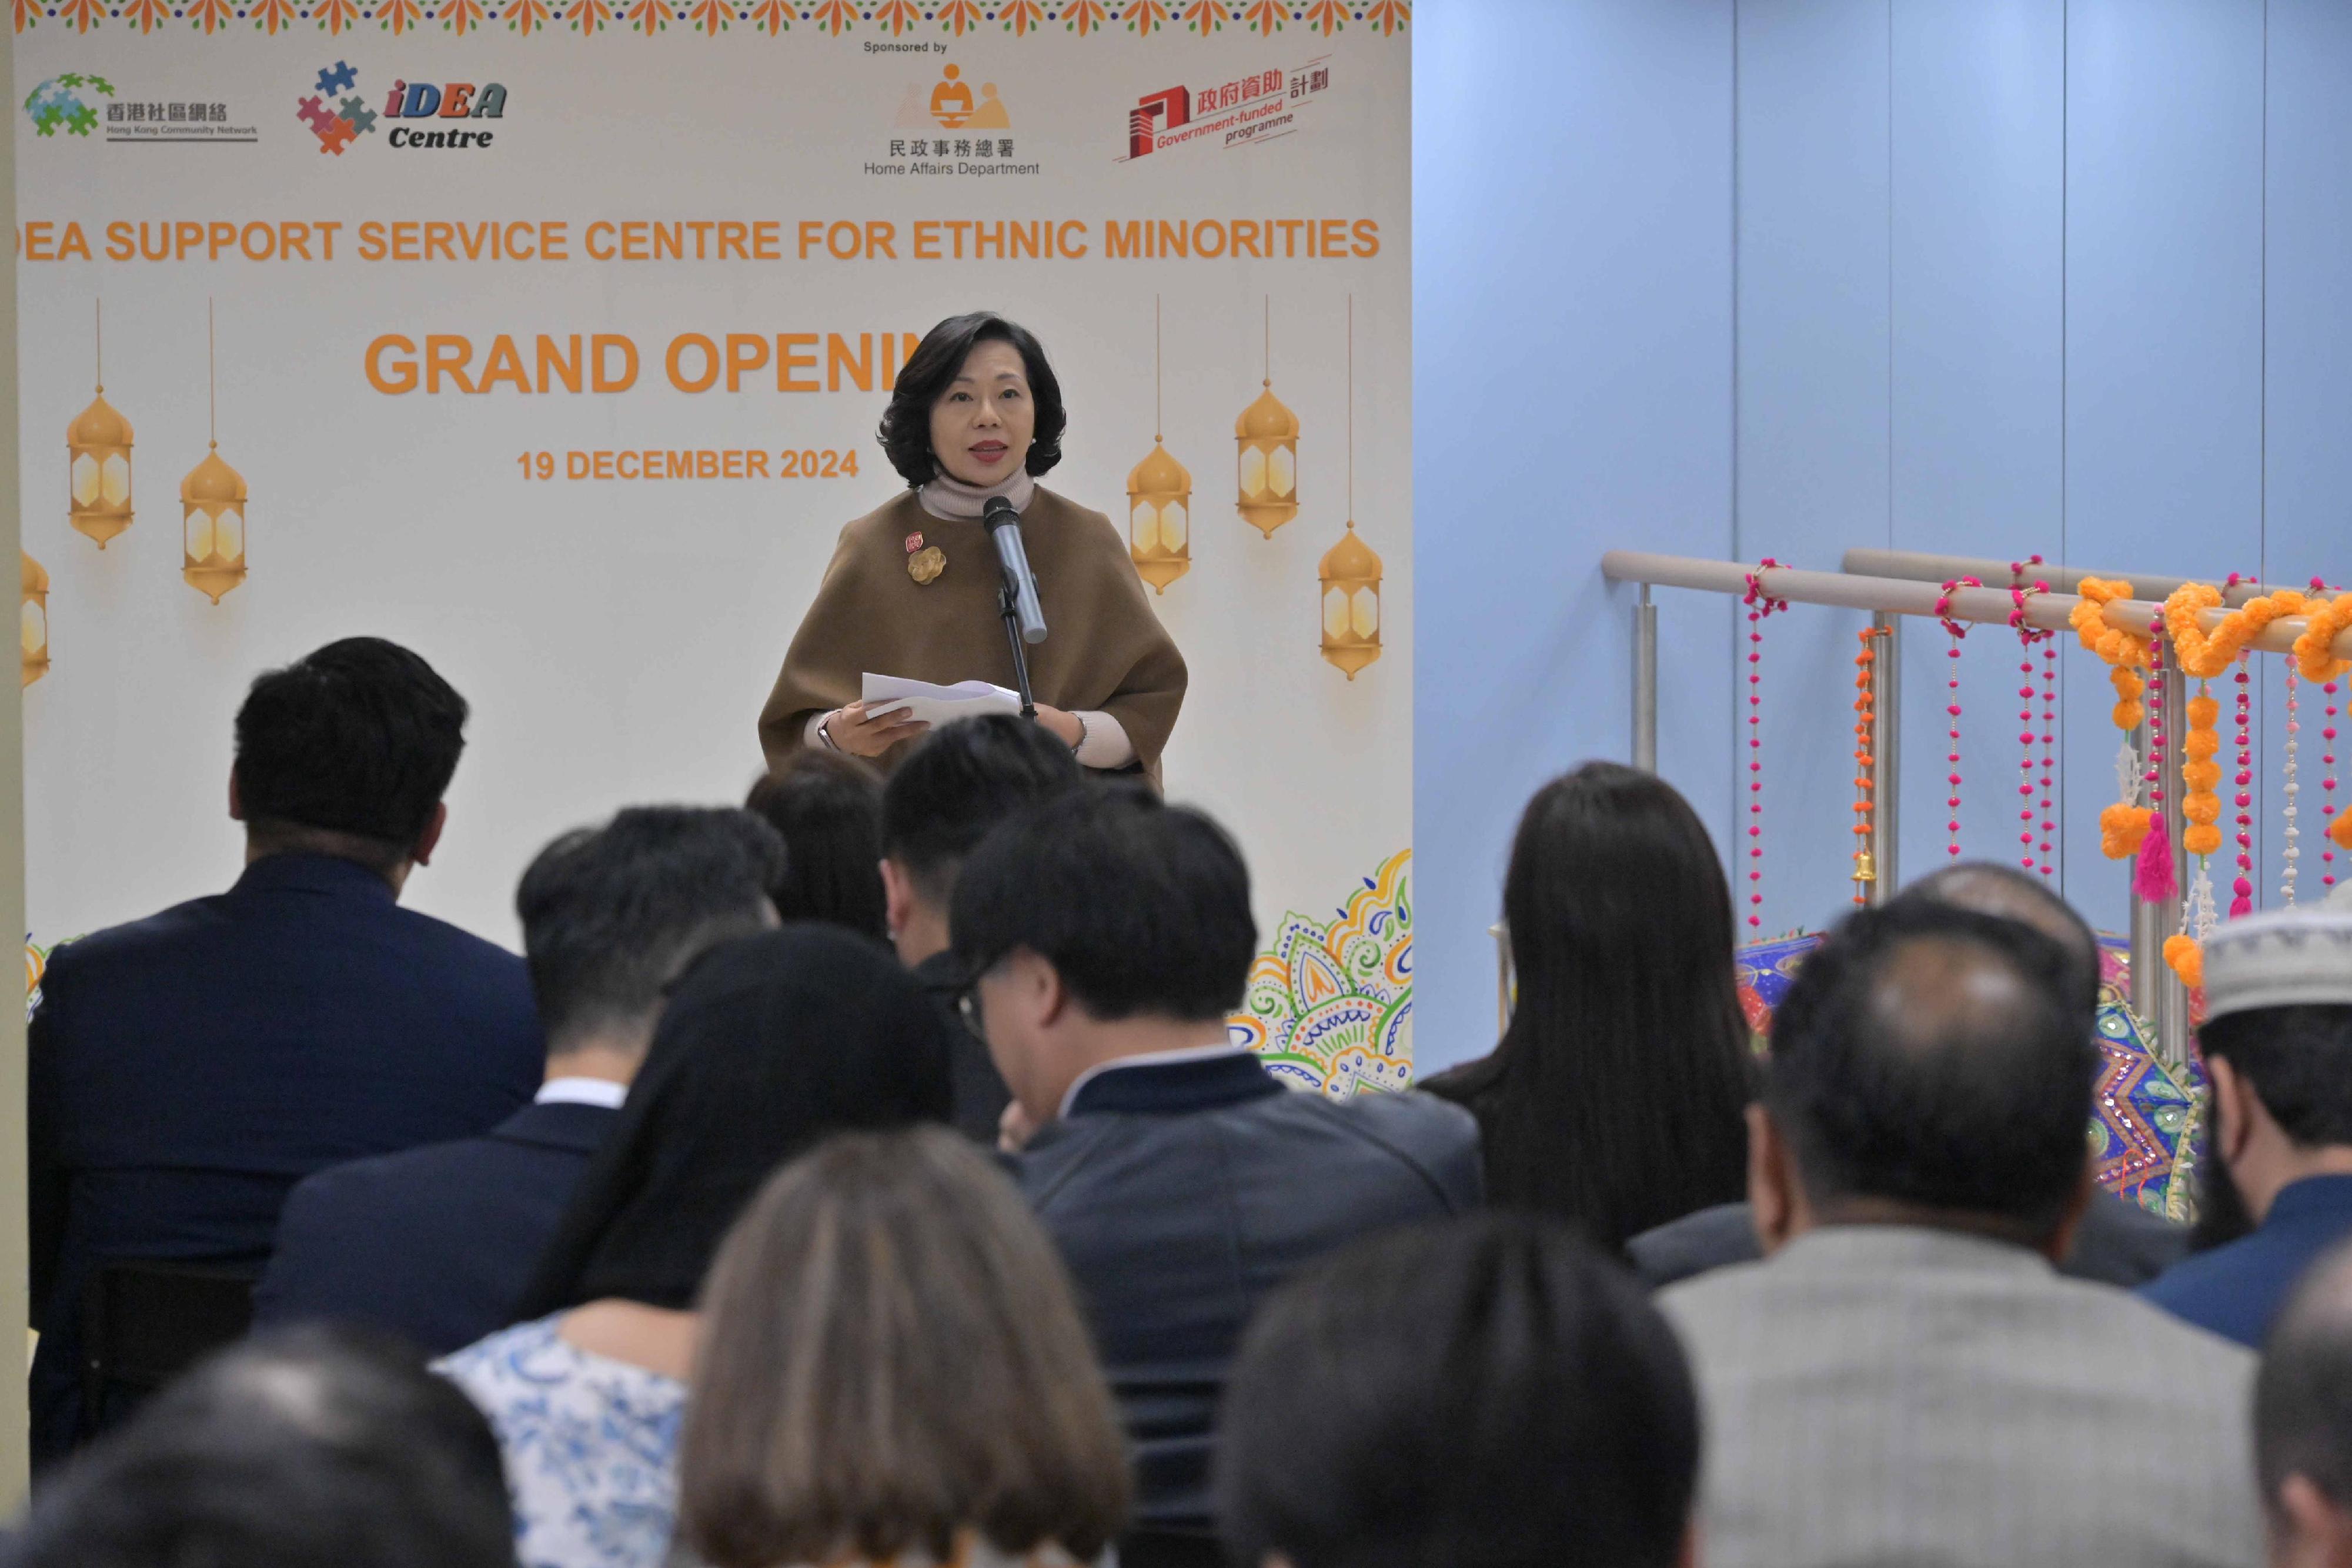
xmin=870 ymin=62 xmax=1035 ymax=179
xmin=296 ymin=59 xmax=507 ymax=155
xmin=1123 ymin=55 xmax=1330 ymax=161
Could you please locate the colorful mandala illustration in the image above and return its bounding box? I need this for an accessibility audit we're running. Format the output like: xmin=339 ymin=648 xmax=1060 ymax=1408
xmin=1230 ymin=850 xmax=1409 ymax=1099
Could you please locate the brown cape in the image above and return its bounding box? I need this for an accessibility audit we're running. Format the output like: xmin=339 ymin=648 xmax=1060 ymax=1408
xmin=757 ymin=486 xmax=1188 ymax=776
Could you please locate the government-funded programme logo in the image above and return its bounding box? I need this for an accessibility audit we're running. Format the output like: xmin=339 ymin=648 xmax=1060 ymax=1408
xmin=1122 ymin=57 xmax=1332 ymax=162
xmin=296 ymin=61 xmax=506 ymax=155
xmin=870 ymin=63 xmax=1034 ymax=179
xmin=25 ymin=73 xmax=111 ymax=138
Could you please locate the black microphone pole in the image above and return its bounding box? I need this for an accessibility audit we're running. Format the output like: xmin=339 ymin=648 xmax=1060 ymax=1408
xmin=999 ymin=581 xmax=1037 ymax=723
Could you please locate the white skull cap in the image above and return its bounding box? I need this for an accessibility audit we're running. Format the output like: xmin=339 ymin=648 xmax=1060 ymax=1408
xmin=2200 ymin=907 xmax=2352 ymax=1022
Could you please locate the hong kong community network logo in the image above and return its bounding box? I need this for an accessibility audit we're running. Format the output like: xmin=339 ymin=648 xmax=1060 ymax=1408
xmin=25 ymin=72 xmax=111 ymax=137
xmin=295 ymin=59 xmax=507 ymax=155
xmin=869 ymin=62 xmax=1034 ymax=179
xmin=1121 ymin=55 xmax=1332 ymax=162
xmin=28 ymin=72 xmax=254 ymax=143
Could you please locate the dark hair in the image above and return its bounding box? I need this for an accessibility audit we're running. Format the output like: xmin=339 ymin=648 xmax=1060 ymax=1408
xmin=1217 ymin=1213 xmax=1698 ymax=1568
xmin=877 ymin=312 xmax=1067 ymax=486
xmin=1901 ymin=860 xmax=2102 ymax=1017
xmin=515 ymin=925 xmax=953 ymax=1316
xmin=1765 ymin=900 xmax=2096 ymax=1239
xmin=745 ymin=753 xmax=889 ymax=941
xmin=680 ymin=1129 xmax=1130 ymax=1567
xmin=952 ymin=785 xmax=1254 ymax=1024
xmin=1439 ymin=764 xmax=1753 ymax=1251
xmin=515 ymin=806 xmax=785 ymax=1052
xmin=2259 ymin=1238 xmax=2352 ymax=1518
xmin=2 ymin=1326 xmax=512 ymax=1568
xmin=232 ymin=637 xmax=469 ymax=867
xmin=881 ymin=715 xmax=1083 ymax=908
xmin=2199 ymin=1004 xmax=2352 ymax=1148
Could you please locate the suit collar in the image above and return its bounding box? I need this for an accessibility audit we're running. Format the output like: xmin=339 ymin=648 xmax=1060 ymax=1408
xmin=2266 ymin=1174 xmax=2352 ymax=1226
xmin=1775 ymin=1222 xmax=2053 ymax=1278
xmin=232 ymin=852 xmax=399 ymax=905
xmin=1061 ymin=1048 xmax=1281 ymax=1119
xmin=490 ymin=1101 xmax=617 ymax=1155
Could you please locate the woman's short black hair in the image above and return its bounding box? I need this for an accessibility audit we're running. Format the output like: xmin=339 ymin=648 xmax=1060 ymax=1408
xmin=878 ymin=312 xmax=1065 ymax=486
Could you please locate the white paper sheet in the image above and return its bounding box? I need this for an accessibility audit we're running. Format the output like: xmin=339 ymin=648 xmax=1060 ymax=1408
xmin=860 ymin=672 xmax=1025 ymax=728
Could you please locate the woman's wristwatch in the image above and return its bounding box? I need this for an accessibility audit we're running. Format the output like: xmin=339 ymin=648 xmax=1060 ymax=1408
xmin=816 ymin=710 xmax=841 ymax=751
xmin=1069 ymin=711 xmax=1088 ymax=757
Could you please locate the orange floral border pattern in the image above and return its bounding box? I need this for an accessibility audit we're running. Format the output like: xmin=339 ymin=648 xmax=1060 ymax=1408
xmin=17 ymin=0 xmax=1401 ymax=35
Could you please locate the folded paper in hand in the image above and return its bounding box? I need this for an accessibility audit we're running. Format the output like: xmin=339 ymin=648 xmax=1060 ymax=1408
xmin=861 ymin=672 xmax=1024 ymax=727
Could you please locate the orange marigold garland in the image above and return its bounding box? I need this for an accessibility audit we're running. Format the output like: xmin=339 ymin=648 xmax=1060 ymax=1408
xmin=1852 ymin=628 xmax=1885 ymax=904
xmin=2072 ymin=577 xmax=2152 ymax=860
xmin=2294 ymin=583 xmax=2352 ymax=877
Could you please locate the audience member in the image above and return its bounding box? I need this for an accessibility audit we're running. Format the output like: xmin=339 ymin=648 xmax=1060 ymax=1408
xmin=2143 ymin=909 xmax=2352 ymax=1347
xmin=1218 ymin=1213 xmax=1698 ymax=1568
xmin=253 ymin=806 xmax=786 ymax=1353
xmin=954 ymin=787 xmax=1481 ymax=1552
xmin=1661 ymin=899 xmax=2263 ymax=1568
xmin=1628 ymin=861 xmax=2189 ymax=1289
xmin=1419 ymin=763 xmax=1752 ymax=1251
xmin=27 ymin=637 xmax=541 ymax=1463
xmin=744 ymin=751 xmax=889 ymax=940
xmin=677 ymin=1128 xmax=1128 ymax=1568
xmin=437 ymin=925 xmax=952 ymax=1568
xmin=883 ymin=714 xmax=1084 ymax=1142
xmin=2257 ymin=1239 xmax=2352 ymax=1568
xmin=2 ymin=1325 xmax=514 ymax=1568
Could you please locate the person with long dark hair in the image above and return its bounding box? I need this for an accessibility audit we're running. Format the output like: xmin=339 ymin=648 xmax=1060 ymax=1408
xmin=757 ymin=311 xmax=1187 ymax=780
xmin=743 ymin=751 xmax=890 ymax=941
xmin=1420 ymin=761 xmax=1753 ymax=1252
xmin=435 ymin=925 xmax=953 ymax=1568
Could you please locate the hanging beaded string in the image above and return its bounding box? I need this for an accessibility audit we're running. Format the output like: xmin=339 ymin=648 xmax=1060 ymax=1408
xmin=1740 ymin=560 xmax=1789 ymax=934
xmin=2134 ymin=609 xmax=2178 ymax=906
xmin=2321 ymin=577 xmax=2344 ymax=892
xmin=2008 ymin=557 xmax=2055 ymax=876
xmin=2220 ymin=575 xmax=2256 ymax=918
xmin=2284 ymin=654 xmax=2302 ymax=905
xmin=1936 ymin=576 xmax=1983 ymax=861
xmin=1852 ymin=627 xmax=1885 ymax=905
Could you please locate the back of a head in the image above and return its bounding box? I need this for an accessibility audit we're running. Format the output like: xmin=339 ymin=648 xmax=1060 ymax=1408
xmin=233 ymin=637 xmax=469 ymax=868
xmin=1766 ymin=900 xmax=2095 ymax=1241
xmin=679 ymin=1126 xmax=1129 ymax=1568
xmin=951 ymin=785 xmax=1255 ymax=1023
xmin=1217 ymin=1213 xmax=1698 ymax=1568
xmin=1898 ymin=860 xmax=2102 ymax=1018
xmin=515 ymin=805 xmax=784 ymax=1053
xmin=4 ymin=1326 xmax=513 ymax=1568
xmin=880 ymin=715 xmax=1083 ymax=908
xmin=1488 ymin=761 xmax=1753 ymax=1247
xmin=2259 ymin=1239 xmax=2352 ymax=1527
xmin=515 ymin=924 xmax=954 ymax=1317
xmin=2193 ymin=910 xmax=2352 ymax=1152
xmin=744 ymin=753 xmax=889 ymax=940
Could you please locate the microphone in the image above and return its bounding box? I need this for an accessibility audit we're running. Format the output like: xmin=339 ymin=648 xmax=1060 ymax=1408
xmin=983 ymin=494 xmax=1048 ymax=646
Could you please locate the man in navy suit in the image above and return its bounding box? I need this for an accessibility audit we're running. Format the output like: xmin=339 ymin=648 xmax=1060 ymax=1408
xmin=953 ymin=790 xmax=1483 ymax=1552
xmin=253 ymin=805 xmax=784 ymax=1354
xmin=29 ymin=638 xmax=542 ymax=1464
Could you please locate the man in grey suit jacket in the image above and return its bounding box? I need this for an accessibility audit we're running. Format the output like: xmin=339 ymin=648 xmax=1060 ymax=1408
xmin=953 ymin=788 xmax=1482 ymax=1555
xmin=1661 ymin=895 xmax=2262 ymax=1568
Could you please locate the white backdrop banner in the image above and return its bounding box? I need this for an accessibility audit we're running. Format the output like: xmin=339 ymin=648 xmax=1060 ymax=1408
xmin=15 ymin=3 xmax=1414 ymax=1092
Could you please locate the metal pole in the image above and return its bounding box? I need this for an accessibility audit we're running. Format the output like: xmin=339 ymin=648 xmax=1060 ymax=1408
xmin=1632 ymin=585 xmax=1658 ymax=773
xmin=1839 ymin=547 xmax=2281 ymax=607
xmin=2130 ymin=661 xmax=2191 ymax=1069
xmin=1869 ymin=611 xmax=1900 ymax=904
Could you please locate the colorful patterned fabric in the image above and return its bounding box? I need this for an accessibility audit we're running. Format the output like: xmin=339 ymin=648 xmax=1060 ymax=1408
xmin=436 ymin=1314 xmax=686 ymax=1568
xmin=1735 ymin=932 xmax=2205 ymax=1221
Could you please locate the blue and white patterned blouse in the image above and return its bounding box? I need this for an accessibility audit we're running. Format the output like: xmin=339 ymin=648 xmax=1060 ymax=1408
xmin=437 ymin=1313 xmax=688 ymax=1568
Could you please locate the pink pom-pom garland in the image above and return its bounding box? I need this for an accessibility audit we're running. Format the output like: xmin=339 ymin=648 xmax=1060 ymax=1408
xmin=2009 ymin=559 xmax=2055 ymax=877
xmin=1937 ymin=576 xmax=1983 ymax=861
xmin=1740 ymin=560 xmax=1789 ymax=933
xmin=2134 ymin=614 xmax=2179 ymax=903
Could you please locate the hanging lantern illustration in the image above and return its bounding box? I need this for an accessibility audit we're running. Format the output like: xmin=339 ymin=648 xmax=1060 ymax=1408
xmin=183 ymin=301 xmax=248 ymax=605
xmin=1319 ymin=295 xmax=1383 ymax=680
xmin=1235 ymin=297 xmax=1299 ymax=539
xmin=68 ymin=302 xmax=133 ymax=550
xmin=1319 ymin=522 xmax=1383 ymax=680
xmin=21 ymin=551 xmax=49 ymax=688
xmin=1128 ymin=296 xmax=1192 ymax=594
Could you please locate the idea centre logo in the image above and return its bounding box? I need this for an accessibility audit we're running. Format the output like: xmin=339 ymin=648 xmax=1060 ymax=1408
xmin=296 ymin=60 xmax=506 ymax=155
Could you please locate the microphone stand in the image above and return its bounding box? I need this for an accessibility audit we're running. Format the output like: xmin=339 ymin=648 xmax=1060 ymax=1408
xmin=998 ymin=582 xmax=1038 ymax=723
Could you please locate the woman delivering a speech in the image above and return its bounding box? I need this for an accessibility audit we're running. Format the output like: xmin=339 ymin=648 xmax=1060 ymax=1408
xmin=758 ymin=312 xmax=1188 ymax=778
